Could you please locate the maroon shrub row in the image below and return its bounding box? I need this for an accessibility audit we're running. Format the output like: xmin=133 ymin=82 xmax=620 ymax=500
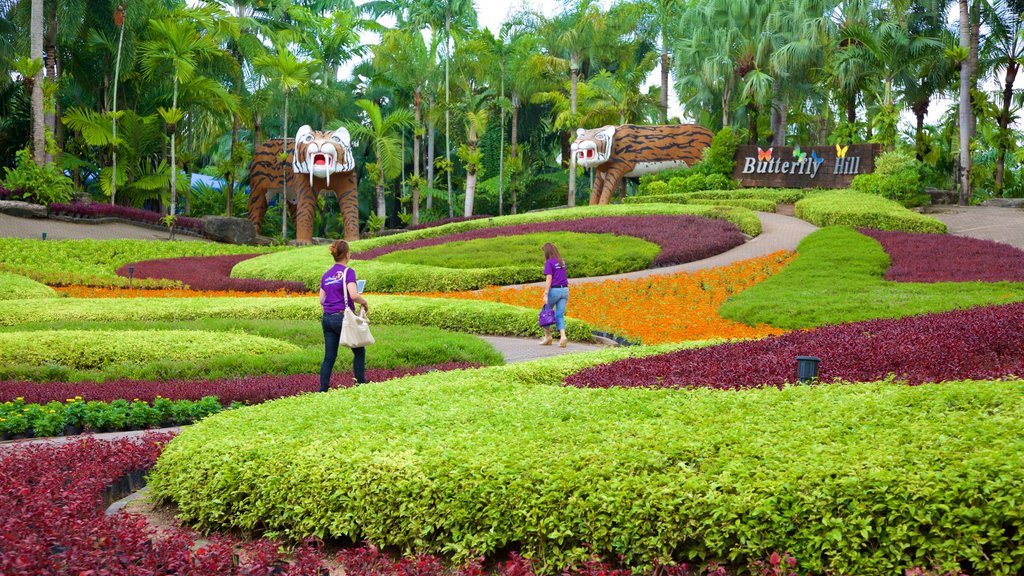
xmin=115 ymin=254 xmax=310 ymax=292
xmin=858 ymin=228 xmax=1024 ymax=283
xmin=0 ymin=362 xmax=483 ymax=405
xmin=0 ymin=433 xmax=330 ymax=575
xmin=356 ymin=216 xmax=746 ymax=268
xmin=49 ymin=202 xmax=206 ymax=232
xmin=407 ymin=215 xmax=492 ymax=231
xmin=565 ymin=302 xmax=1024 ymax=389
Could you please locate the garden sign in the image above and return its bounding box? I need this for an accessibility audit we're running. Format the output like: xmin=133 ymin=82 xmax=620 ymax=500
xmin=733 ymin=144 xmax=880 ymax=188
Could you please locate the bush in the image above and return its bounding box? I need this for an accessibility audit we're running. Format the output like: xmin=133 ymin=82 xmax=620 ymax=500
xmin=149 ymin=355 xmax=1024 ymax=574
xmin=0 ymin=272 xmax=56 ymax=300
xmin=851 ymin=149 xmax=926 ymax=206
xmin=693 ymin=126 xmax=743 ymax=177
xmin=795 ymin=190 xmax=946 ymax=233
xmin=719 ymin=226 xmax=1024 ymax=328
xmin=1 ymin=148 xmax=74 ymax=205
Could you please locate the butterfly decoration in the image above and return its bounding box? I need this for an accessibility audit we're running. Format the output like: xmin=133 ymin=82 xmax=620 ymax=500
xmin=810 ymin=150 xmax=824 ymax=166
xmin=835 ymin=144 xmax=849 ymax=158
xmin=757 ymin=147 xmax=773 ymax=161
xmin=792 ymin=145 xmax=806 ymax=163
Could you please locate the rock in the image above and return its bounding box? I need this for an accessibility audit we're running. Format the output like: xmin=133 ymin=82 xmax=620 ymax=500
xmin=0 ymin=200 xmax=47 ymax=218
xmin=202 ymin=216 xmax=257 ymax=244
xmin=981 ymin=197 xmax=1024 ymax=209
xmin=925 ymin=188 xmax=958 ymax=205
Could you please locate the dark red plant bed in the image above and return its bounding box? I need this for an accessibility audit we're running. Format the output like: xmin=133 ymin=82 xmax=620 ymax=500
xmin=49 ymin=202 xmax=206 ymax=232
xmin=116 ymin=254 xmax=309 ymax=293
xmin=0 ymin=362 xmax=484 ymax=405
xmin=565 ymin=302 xmax=1024 ymax=389
xmin=858 ymin=228 xmax=1024 ymax=283
xmin=355 ymin=216 xmax=746 ymax=268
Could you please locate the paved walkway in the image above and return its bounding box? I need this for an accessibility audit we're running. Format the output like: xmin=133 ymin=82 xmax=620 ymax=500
xmin=925 ymin=205 xmax=1024 ymax=249
xmin=0 ymin=213 xmax=207 ymax=242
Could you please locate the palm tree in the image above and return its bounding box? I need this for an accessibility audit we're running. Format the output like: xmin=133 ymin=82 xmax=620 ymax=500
xmin=139 ymin=16 xmax=225 ymax=234
xmin=458 ymin=90 xmax=491 ymax=217
xmin=626 ymin=0 xmax=684 ymax=124
xmin=254 ymin=33 xmax=317 ymax=241
xmin=344 ymin=99 xmax=415 ymax=220
xmin=29 ymin=0 xmax=43 ymax=165
xmin=982 ymin=0 xmax=1024 ymax=194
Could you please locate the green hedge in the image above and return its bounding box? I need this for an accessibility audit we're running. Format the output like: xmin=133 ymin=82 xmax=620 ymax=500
xmin=795 ymin=190 xmax=946 ymax=233
xmin=232 ymin=205 xmax=761 ymax=292
xmin=0 ymin=319 xmax=504 ymax=382
xmin=149 ymin=354 xmax=1024 ymax=575
xmin=626 ymin=188 xmax=805 ymax=213
xmin=0 ymin=296 xmax=594 ymax=341
xmin=719 ymin=226 xmax=1024 ymax=328
xmin=0 ymin=329 xmax=299 ymax=370
xmin=0 ymin=271 xmax=57 ymax=300
xmin=0 ymin=238 xmax=282 ymax=288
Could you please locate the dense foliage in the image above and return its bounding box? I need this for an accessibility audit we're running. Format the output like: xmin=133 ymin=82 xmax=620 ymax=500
xmin=858 ymin=228 xmax=1024 ymax=283
xmin=116 ymin=254 xmax=309 ymax=293
xmin=0 ymin=238 xmax=279 ymax=288
xmin=149 ymin=356 xmax=1024 ymax=574
xmin=0 ymin=396 xmax=222 ymax=438
xmin=567 ymin=301 xmax=1024 ymax=389
xmin=0 ymin=271 xmax=56 ymax=300
xmin=850 ymin=149 xmax=927 ymax=206
xmin=794 ymin=190 xmax=946 ymax=233
xmin=719 ymin=227 xmax=1024 ymax=328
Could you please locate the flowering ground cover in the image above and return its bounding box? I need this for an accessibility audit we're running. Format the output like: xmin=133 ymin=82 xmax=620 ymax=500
xmin=0 ymin=362 xmax=483 ymax=405
xmin=48 ymin=201 xmax=206 ymax=232
xmin=115 ymin=254 xmax=309 ymax=293
xmin=413 ymin=252 xmax=793 ymax=344
xmin=858 ymin=227 xmax=1024 ymax=282
xmin=719 ymin=226 xmax=1024 ymax=329
xmin=566 ymin=301 xmax=1024 ymax=389
xmin=356 ymin=215 xmax=746 ymax=268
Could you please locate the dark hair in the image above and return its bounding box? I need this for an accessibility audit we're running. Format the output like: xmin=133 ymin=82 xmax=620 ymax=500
xmin=329 ymin=240 xmax=350 ymax=262
xmin=542 ymin=242 xmax=564 ymax=266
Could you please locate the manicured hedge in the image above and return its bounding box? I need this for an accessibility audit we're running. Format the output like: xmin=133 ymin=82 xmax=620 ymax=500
xmin=719 ymin=226 xmax=1024 ymax=328
xmin=116 ymin=254 xmax=309 ymax=293
xmin=683 ymin=198 xmax=778 ymax=211
xmin=0 ymin=329 xmax=299 ymax=370
xmin=0 ymin=296 xmax=594 ymax=340
xmin=0 ymin=271 xmax=56 ymax=300
xmin=149 ymin=354 xmax=1024 ymax=574
xmin=0 ymin=238 xmax=281 ymax=288
xmin=858 ymin=227 xmax=1024 ymax=283
xmin=794 ymin=190 xmax=946 ymax=233
xmin=567 ymin=301 xmax=1024 ymax=389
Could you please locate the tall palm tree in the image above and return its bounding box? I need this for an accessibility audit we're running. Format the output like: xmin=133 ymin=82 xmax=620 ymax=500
xmin=254 ymin=34 xmax=317 ymax=241
xmin=344 ymin=99 xmax=415 ymax=219
xmin=625 ymin=0 xmax=684 ymax=124
xmin=139 ymin=16 xmax=225 ymax=232
xmin=982 ymin=0 xmax=1024 ymax=194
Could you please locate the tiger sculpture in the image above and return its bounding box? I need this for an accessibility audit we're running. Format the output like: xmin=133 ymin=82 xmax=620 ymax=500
xmin=248 ymin=125 xmax=359 ymax=243
xmin=570 ymin=124 xmax=713 ymax=205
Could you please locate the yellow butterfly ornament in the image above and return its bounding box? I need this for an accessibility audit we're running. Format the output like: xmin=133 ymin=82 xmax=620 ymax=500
xmin=835 ymin=144 xmax=849 ymax=158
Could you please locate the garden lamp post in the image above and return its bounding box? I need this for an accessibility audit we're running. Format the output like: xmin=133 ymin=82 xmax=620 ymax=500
xmin=128 ymin=265 xmax=135 ymax=289
xmin=796 ymin=356 xmax=820 ymax=384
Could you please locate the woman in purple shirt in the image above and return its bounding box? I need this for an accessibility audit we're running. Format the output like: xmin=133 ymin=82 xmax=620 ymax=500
xmin=540 ymin=242 xmax=569 ymax=347
xmin=319 ymin=240 xmax=370 ymax=392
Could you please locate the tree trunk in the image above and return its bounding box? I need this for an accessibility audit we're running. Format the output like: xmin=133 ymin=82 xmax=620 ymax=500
xmin=846 ymin=94 xmax=856 ymax=125
xmin=995 ymin=62 xmax=1018 ymax=196
xmin=747 ymin=105 xmax=758 ymax=145
xmin=969 ymin=3 xmax=980 ymax=140
xmin=958 ymin=0 xmax=973 ymax=205
xmin=227 ymin=112 xmax=239 ymax=215
xmin=464 ymin=124 xmax=477 ymax=217
xmin=281 ymin=94 xmax=289 ymax=241
xmin=445 ymin=11 xmax=453 ymax=218
xmin=913 ymin=102 xmax=927 ymax=162
xmin=44 ymin=0 xmax=58 ymax=164
xmin=721 ymin=84 xmax=729 ymax=128
xmin=498 ymin=60 xmax=505 ymax=216
xmin=169 ymin=80 xmax=179 ymax=241
xmin=376 ymin=179 xmax=386 ymax=219
xmin=412 ymin=88 xmax=421 ymax=225
xmin=427 ymin=99 xmax=435 ymax=211
xmin=568 ymin=61 xmax=578 ymax=207
xmin=770 ymin=96 xmax=787 ymax=146
xmin=111 ymin=12 xmax=126 ymax=205
xmin=510 ymin=97 xmax=519 ymax=215
xmin=254 ymin=112 xmax=262 ymax=148
xmin=30 ymin=0 xmax=45 ymax=165
xmin=660 ymin=44 xmax=669 ymax=124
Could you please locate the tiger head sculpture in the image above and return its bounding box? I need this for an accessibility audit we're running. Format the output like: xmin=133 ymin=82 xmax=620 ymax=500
xmin=291 ymin=125 xmax=356 ymax=188
xmin=571 ymin=126 xmax=617 ymax=168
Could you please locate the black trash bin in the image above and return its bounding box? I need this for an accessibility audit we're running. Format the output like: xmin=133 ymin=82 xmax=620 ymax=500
xmin=796 ymin=356 xmax=821 ymax=384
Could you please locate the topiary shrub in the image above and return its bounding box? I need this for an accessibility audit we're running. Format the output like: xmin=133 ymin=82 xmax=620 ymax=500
xmin=1 ymin=149 xmax=75 ymax=206
xmin=691 ymin=125 xmax=742 ymax=177
xmin=666 ymin=173 xmax=736 ymax=194
xmin=851 ymin=149 xmax=926 ymax=206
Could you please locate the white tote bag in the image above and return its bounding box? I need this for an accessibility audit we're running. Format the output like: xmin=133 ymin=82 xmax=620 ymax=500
xmin=340 ymin=267 xmax=374 ymax=348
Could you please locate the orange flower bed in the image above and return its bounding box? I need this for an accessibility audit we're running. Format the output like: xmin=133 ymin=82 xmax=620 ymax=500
xmin=411 ymin=251 xmax=795 ymax=344
xmin=54 ymin=286 xmax=310 ymax=299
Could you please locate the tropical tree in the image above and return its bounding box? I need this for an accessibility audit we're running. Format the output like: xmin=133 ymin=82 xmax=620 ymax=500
xmin=254 ymin=32 xmax=317 ymax=240
xmin=343 ymin=99 xmax=414 ymax=219
xmin=139 ymin=15 xmax=228 ymax=234
xmin=458 ymin=90 xmax=491 ymax=217
xmin=982 ymin=0 xmax=1024 ymax=194
xmin=625 ymin=0 xmax=684 ymax=124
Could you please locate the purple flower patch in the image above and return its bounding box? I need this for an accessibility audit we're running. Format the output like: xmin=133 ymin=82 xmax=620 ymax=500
xmin=0 ymin=362 xmax=482 ymax=405
xmin=49 ymin=202 xmax=206 ymax=232
xmin=357 ymin=216 xmax=746 ymax=268
xmin=565 ymin=302 xmax=1024 ymax=389
xmin=115 ymin=254 xmax=309 ymax=292
xmin=859 ymin=228 xmax=1024 ymax=283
